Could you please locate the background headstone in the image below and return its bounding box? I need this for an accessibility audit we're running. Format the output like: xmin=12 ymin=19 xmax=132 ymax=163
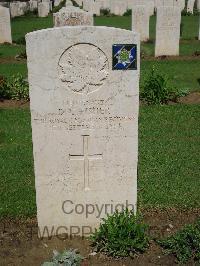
xmin=110 ymin=0 xmax=127 ymax=15
xmin=38 ymin=2 xmax=49 ymax=17
xmin=54 ymin=0 xmax=62 ymax=7
xmin=65 ymin=0 xmax=73 ymax=7
xmin=26 ymin=26 xmax=139 ymax=236
xmin=155 ymin=5 xmax=181 ymax=56
xmin=0 ymin=6 xmax=12 ymax=44
xmin=10 ymin=1 xmax=29 ymax=18
xmin=53 ymin=6 xmax=93 ymax=26
xmin=187 ymin=0 xmax=195 ymax=13
xmin=132 ymin=2 xmax=151 ymax=42
xmin=30 ymin=0 xmax=38 ymax=12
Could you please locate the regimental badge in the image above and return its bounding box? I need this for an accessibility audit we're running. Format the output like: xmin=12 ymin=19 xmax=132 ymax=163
xmin=112 ymin=44 xmax=137 ymax=70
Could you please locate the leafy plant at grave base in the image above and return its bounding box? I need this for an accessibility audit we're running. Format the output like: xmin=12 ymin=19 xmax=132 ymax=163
xmin=175 ymin=87 xmax=190 ymax=98
xmin=0 ymin=75 xmax=11 ymax=100
xmin=100 ymin=8 xmax=111 ymax=16
xmin=7 ymin=74 xmax=29 ymax=101
xmin=123 ymin=9 xmax=132 ymax=16
xmin=42 ymin=249 xmax=84 ymax=266
xmin=193 ymin=8 xmax=200 ymax=16
xmin=90 ymin=209 xmax=149 ymax=257
xmin=158 ymin=219 xmax=200 ymax=263
xmin=15 ymin=36 xmax=26 ymax=45
xmin=15 ymin=50 xmax=27 ymax=60
xmin=140 ymin=66 xmax=177 ymax=105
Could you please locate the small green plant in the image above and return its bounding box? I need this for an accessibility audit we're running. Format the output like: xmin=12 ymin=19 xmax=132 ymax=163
xmin=7 ymin=74 xmax=29 ymax=101
xmin=100 ymin=8 xmax=110 ymax=16
xmin=0 ymin=76 xmax=11 ymax=100
xmin=140 ymin=66 xmax=176 ymax=105
xmin=158 ymin=219 xmax=200 ymax=263
xmin=15 ymin=50 xmax=27 ymax=60
xmin=123 ymin=9 xmax=132 ymax=16
xmin=0 ymin=74 xmax=29 ymax=101
xmin=175 ymin=87 xmax=189 ymax=98
xmin=15 ymin=36 xmax=26 ymax=45
xmin=90 ymin=209 xmax=149 ymax=257
xmin=42 ymin=249 xmax=84 ymax=266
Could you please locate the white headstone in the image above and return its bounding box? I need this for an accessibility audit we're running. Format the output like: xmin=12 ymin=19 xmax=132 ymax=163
xmin=10 ymin=2 xmax=20 ymax=17
xmin=83 ymin=0 xmax=100 ymax=15
xmin=197 ymin=0 xmax=200 ymax=11
xmin=65 ymin=0 xmax=73 ymax=7
xmin=30 ymin=0 xmax=38 ymax=11
xmin=96 ymin=0 xmax=110 ymax=10
xmin=26 ymin=26 xmax=139 ymax=236
xmin=155 ymin=0 xmax=184 ymax=10
xmin=53 ymin=6 xmax=93 ymax=26
xmin=0 ymin=6 xmax=12 ymax=44
xmin=187 ymin=0 xmax=195 ymax=13
xmin=155 ymin=5 xmax=181 ymax=56
xmin=54 ymin=0 xmax=62 ymax=7
xmin=132 ymin=2 xmax=151 ymax=42
xmin=10 ymin=1 xmax=29 ymax=17
xmin=110 ymin=0 xmax=127 ymax=15
xmin=38 ymin=2 xmax=49 ymax=17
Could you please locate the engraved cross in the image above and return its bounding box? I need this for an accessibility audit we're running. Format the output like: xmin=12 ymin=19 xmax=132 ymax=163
xmin=69 ymin=135 xmax=103 ymax=191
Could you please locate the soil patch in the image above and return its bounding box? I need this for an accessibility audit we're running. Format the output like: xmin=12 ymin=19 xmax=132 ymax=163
xmin=0 ymin=57 xmax=26 ymax=64
xmin=0 ymin=208 xmax=200 ymax=266
xmin=0 ymin=99 xmax=29 ymax=108
xmin=178 ymin=92 xmax=200 ymax=104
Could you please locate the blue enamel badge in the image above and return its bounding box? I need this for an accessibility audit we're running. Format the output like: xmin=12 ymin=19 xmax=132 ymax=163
xmin=112 ymin=44 xmax=137 ymax=70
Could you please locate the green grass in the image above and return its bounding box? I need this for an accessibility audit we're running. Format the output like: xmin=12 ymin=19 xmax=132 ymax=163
xmin=139 ymin=104 xmax=200 ymax=208
xmin=11 ymin=14 xmax=53 ymax=43
xmin=0 ymin=108 xmax=36 ymax=217
xmin=0 ymin=63 xmax=27 ymax=78
xmin=0 ymin=105 xmax=200 ymax=217
xmin=0 ymin=44 xmax=25 ymax=58
xmin=141 ymin=60 xmax=200 ymax=91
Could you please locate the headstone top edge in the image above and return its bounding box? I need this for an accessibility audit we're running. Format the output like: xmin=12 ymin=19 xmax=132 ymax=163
xmin=25 ymin=26 xmax=140 ymax=39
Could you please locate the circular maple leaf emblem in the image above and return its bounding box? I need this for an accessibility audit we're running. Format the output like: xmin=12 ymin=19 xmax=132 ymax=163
xmin=58 ymin=43 xmax=109 ymax=94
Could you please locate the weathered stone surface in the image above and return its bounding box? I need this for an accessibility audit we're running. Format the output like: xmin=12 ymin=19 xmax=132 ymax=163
xmin=96 ymin=0 xmax=110 ymax=10
xmin=110 ymin=0 xmax=127 ymax=15
xmin=38 ymin=2 xmax=49 ymax=17
xmin=155 ymin=5 xmax=181 ymax=56
xmin=53 ymin=6 xmax=93 ymax=26
xmin=155 ymin=0 xmax=184 ymax=9
xmin=65 ymin=0 xmax=73 ymax=7
xmin=26 ymin=26 xmax=139 ymax=236
xmin=0 ymin=6 xmax=12 ymax=44
xmin=83 ymin=0 xmax=100 ymax=15
xmin=132 ymin=2 xmax=151 ymax=41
